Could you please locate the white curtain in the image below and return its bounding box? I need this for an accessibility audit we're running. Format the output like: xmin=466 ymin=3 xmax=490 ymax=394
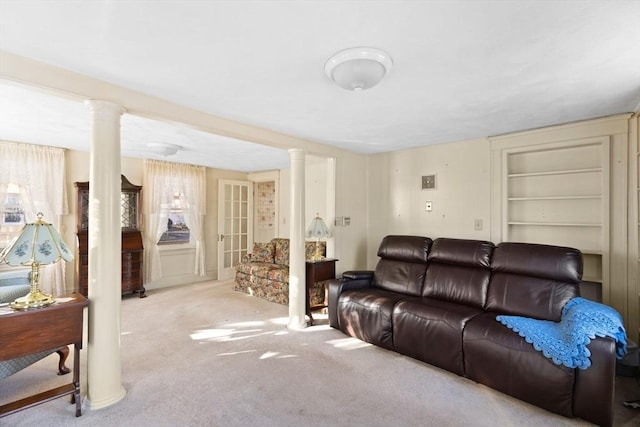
xmin=143 ymin=159 xmax=206 ymax=282
xmin=0 ymin=141 xmax=69 ymax=296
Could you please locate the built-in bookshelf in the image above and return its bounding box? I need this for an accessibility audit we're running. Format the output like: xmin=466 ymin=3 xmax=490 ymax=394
xmin=502 ymin=138 xmax=610 ymax=301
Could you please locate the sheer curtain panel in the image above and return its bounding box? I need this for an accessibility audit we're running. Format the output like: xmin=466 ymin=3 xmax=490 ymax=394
xmin=0 ymin=141 xmax=69 ymax=295
xmin=142 ymin=159 xmax=206 ymax=282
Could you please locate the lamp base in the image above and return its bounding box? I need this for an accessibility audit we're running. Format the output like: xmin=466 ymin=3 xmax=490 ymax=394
xmin=10 ymin=291 xmax=56 ymax=310
xmin=311 ymin=241 xmax=325 ymax=261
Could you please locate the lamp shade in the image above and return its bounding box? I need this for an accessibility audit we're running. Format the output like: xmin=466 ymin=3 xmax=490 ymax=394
xmin=306 ymin=214 xmax=331 ymax=239
xmin=0 ymin=213 xmax=73 ymax=266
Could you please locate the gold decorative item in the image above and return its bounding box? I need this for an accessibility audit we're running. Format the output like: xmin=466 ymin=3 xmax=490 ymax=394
xmin=306 ymin=213 xmax=331 ymax=261
xmin=0 ymin=212 xmax=74 ymax=310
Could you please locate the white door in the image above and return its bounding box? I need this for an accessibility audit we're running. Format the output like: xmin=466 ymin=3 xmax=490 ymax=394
xmin=218 ymin=180 xmax=253 ymax=280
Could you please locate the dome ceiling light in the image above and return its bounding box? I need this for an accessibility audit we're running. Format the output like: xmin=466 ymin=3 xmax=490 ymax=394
xmin=324 ymin=47 xmax=393 ymax=91
xmin=146 ymin=142 xmax=180 ymax=156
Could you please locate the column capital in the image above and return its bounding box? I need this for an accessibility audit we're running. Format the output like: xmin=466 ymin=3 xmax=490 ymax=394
xmin=288 ymin=148 xmax=305 ymax=160
xmin=84 ymin=99 xmax=126 ymax=121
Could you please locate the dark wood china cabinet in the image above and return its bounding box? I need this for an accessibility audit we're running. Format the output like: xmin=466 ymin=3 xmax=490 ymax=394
xmin=75 ymin=175 xmax=145 ymax=298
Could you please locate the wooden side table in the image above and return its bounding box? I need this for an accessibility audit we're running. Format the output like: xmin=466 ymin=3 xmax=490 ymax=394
xmin=305 ymin=258 xmax=338 ymax=325
xmin=0 ymin=293 xmax=88 ymax=418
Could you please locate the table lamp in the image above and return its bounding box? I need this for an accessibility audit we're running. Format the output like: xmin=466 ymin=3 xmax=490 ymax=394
xmin=0 ymin=212 xmax=74 ymax=310
xmin=306 ymin=213 xmax=330 ymax=261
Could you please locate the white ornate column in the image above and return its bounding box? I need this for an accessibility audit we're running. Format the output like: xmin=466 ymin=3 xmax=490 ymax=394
xmin=85 ymin=100 xmax=127 ymax=409
xmin=288 ymin=148 xmax=307 ymax=329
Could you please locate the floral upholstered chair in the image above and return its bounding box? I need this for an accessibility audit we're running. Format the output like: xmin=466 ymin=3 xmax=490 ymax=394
xmin=235 ymin=238 xmax=327 ymax=306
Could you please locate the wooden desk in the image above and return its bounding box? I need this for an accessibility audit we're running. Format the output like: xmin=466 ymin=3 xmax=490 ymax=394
xmin=305 ymin=258 xmax=338 ymax=325
xmin=0 ymin=293 xmax=88 ymax=418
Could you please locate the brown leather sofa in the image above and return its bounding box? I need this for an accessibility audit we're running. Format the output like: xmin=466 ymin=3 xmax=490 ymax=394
xmin=328 ymin=235 xmax=617 ymax=427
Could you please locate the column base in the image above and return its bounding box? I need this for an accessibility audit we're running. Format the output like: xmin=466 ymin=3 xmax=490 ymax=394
xmin=86 ymin=386 xmax=126 ymax=410
xmin=287 ymin=317 xmax=308 ymax=330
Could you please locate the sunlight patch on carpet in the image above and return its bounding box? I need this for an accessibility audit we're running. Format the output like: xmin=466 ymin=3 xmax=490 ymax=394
xmin=218 ymin=349 xmax=257 ymax=357
xmin=270 ymin=316 xmax=289 ymax=325
xmin=259 ymin=351 xmax=299 ymax=360
xmin=224 ymin=320 xmax=265 ymax=328
xmin=190 ymin=328 xmax=236 ymax=340
xmin=260 ymin=351 xmax=279 ymax=359
xmin=327 ymin=337 xmax=373 ymax=350
xmin=191 ymin=327 xmax=287 ymax=342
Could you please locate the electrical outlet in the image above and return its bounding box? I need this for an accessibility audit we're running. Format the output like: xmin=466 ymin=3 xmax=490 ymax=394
xmin=344 ymin=217 xmax=351 ymax=226
xmin=425 ymin=201 xmax=433 ymax=212
xmin=474 ymin=219 xmax=483 ymax=230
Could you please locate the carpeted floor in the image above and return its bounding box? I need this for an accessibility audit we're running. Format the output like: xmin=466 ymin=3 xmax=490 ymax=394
xmin=1 ymin=279 xmax=639 ymax=426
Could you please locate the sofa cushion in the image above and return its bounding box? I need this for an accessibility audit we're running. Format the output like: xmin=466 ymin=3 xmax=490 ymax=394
xmin=273 ymin=238 xmax=290 ymax=266
xmin=250 ymin=242 xmax=275 ymax=263
xmin=487 ymin=242 xmax=581 ymax=321
xmin=463 ymin=312 xmax=575 ymax=417
xmin=372 ymin=235 xmax=432 ymax=296
xmin=337 ymin=288 xmax=406 ymax=350
xmin=373 ymin=259 xmax=429 ymax=297
xmin=427 ymin=238 xmax=493 ymax=268
xmin=393 ymin=297 xmax=482 ymax=375
xmin=235 ymin=262 xmax=285 ymax=281
xmin=422 ymin=238 xmax=493 ymax=308
xmin=376 ymin=235 xmax=432 ymax=263
xmin=491 ymin=242 xmax=583 ymax=282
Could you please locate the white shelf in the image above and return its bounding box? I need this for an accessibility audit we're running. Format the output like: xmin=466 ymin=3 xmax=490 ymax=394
xmin=508 ymin=195 xmax=601 ymax=201
xmin=507 ymin=168 xmax=602 ymax=178
xmin=508 ymin=222 xmax=601 ymax=227
xmin=503 ymin=139 xmax=610 ymax=305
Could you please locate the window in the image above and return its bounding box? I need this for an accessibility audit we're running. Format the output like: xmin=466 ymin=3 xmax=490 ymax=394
xmin=158 ymin=192 xmax=190 ymax=245
xmin=143 ymin=159 xmax=206 ymax=281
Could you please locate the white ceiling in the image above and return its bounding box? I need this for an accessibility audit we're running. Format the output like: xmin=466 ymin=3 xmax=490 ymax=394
xmin=0 ymin=1 xmax=639 ymax=172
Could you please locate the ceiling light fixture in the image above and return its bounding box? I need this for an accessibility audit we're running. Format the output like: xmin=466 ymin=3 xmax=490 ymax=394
xmin=146 ymin=142 xmax=180 ymax=157
xmin=324 ymin=47 xmax=393 ymax=91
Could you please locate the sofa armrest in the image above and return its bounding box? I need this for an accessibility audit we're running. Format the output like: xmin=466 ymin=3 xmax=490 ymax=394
xmin=328 ymin=274 xmax=374 ymax=329
xmin=240 ymin=253 xmax=252 ymax=264
xmin=341 ymin=270 xmax=374 ymax=280
xmin=573 ymin=336 xmax=616 ymax=427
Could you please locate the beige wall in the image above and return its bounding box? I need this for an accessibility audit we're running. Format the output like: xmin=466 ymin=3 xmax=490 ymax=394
xmin=367 ymin=137 xmax=492 ymax=267
xmin=365 ymin=115 xmax=639 ymax=340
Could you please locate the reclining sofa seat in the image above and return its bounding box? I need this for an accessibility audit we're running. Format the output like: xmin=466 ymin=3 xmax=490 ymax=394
xmin=328 ymin=235 xmax=617 ymax=427
xmin=393 ymin=238 xmax=493 ymax=375
xmin=332 ymin=235 xmax=432 ymax=350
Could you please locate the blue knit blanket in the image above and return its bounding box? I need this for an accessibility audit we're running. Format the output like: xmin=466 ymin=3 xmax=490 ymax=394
xmin=496 ymin=297 xmax=627 ymax=369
